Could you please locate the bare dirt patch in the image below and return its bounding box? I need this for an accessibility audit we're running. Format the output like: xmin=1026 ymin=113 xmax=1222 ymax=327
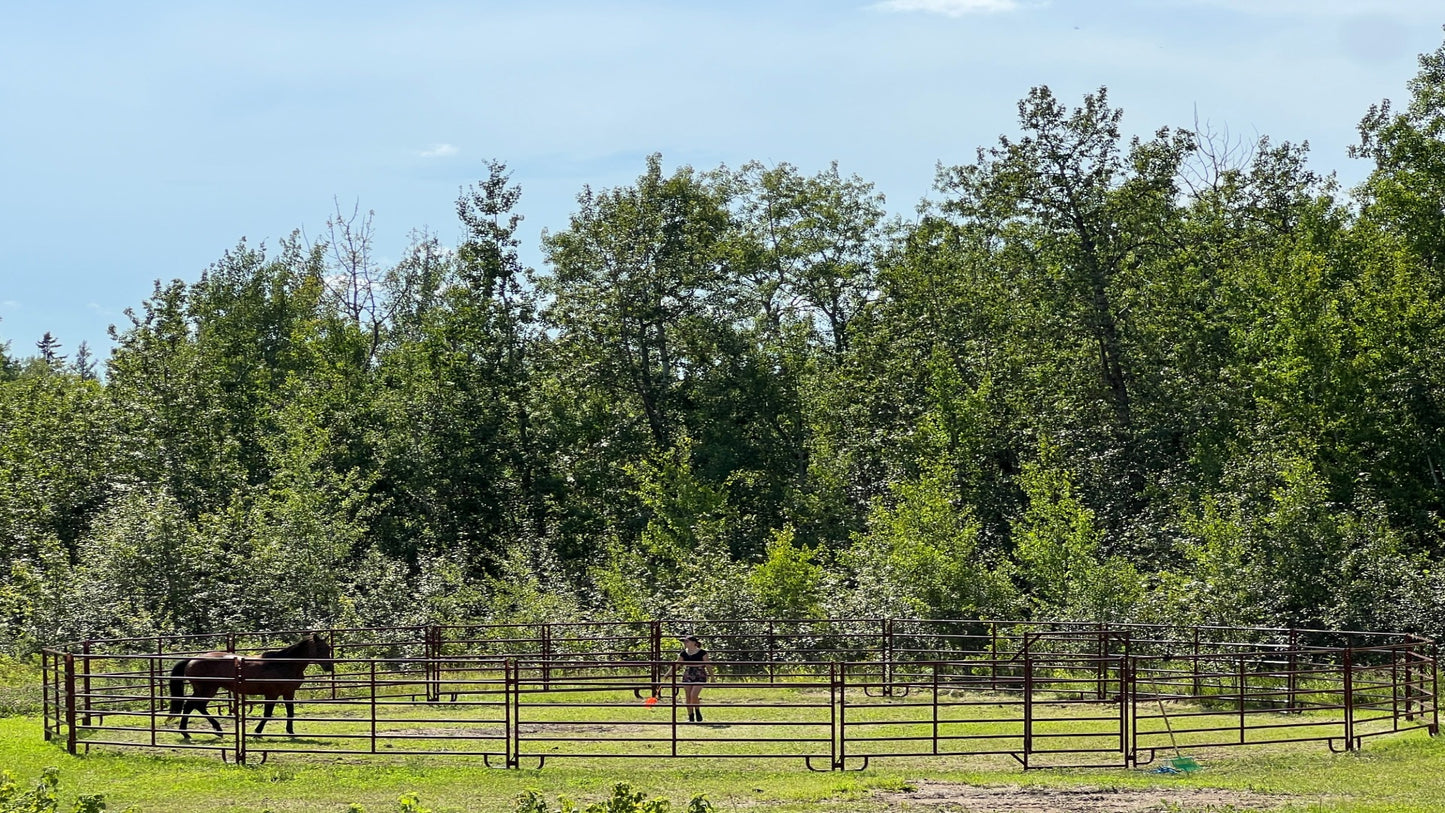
xmin=880 ymin=780 xmax=1294 ymax=812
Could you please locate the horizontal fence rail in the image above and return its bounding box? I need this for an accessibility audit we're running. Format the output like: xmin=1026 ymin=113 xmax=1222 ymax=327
xmin=41 ymin=620 xmax=1439 ymax=769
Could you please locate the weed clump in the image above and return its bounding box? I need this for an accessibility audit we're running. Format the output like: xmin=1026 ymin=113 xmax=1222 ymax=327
xmin=514 ymin=782 xmax=712 ymax=813
xmin=0 ymin=767 xmax=135 ymax=813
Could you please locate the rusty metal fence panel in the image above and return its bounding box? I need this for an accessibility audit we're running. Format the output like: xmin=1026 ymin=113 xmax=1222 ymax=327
xmin=40 ymin=621 xmax=1439 ymax=769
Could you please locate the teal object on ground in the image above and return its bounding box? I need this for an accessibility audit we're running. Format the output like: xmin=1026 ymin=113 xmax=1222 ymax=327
xmin=1166 ymin=756 xmax=1201 ymax=772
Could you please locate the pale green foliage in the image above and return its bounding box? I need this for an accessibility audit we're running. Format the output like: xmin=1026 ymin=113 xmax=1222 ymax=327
xmin=1168 ymin=496 xmax=1270 ymax=628
xmin=749 ymin=526 xmax=824 ymax=619
xmin=483 ymin=544 xmax=581 ymax=626
xmin=1012 ymin=441 xmax=1142 ymax=621
xmin=631 ymin=441 xmax=735 ymax=570
xmin=1327 ymin=499 xmax=1441 ymax=639
xmin=839 ymin=463 xmax=1017 ymax=620
xmin=69 ymin=488 xmax=223 ymax=638
xmin=0 ymin=537 xmax=71 ymax=655
xmin=333 ymin=547 xmax=418 ymax=630
xmin=232 ymin=398 xmax=375 ymax=629
xmin=597 ymin=440 xmax=756 ymax=620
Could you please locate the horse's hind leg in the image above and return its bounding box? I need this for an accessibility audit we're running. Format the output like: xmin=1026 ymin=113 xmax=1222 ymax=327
xmin=188 ymin=698 xmax=223 ymax=734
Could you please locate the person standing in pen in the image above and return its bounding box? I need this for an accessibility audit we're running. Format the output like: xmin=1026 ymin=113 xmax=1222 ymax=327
xmin=676 ymin=635 xmax=713 ymax=722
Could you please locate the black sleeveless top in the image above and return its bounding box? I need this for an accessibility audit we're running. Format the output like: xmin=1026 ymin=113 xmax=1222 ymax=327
xmin=680 ymin=647 xmax=708 ymax=682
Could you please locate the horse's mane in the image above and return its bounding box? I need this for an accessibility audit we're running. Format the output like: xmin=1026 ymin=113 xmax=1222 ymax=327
xmin=262 ymin=634 xmax=318 ymax=659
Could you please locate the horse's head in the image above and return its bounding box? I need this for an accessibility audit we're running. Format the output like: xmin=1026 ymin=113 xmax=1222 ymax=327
xmin=308 ymin=633 xmax=336 ymax=673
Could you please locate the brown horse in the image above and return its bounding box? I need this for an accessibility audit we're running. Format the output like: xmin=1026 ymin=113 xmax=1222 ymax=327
xmin=167 ymin=632 xmax=334 ymax=738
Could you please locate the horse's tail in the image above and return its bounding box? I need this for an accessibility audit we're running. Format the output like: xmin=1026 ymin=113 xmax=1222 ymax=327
xmin=167 ymin=659 xmax=191 ymax=717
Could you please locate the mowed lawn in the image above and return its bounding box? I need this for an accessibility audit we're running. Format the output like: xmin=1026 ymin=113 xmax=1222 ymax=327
xmin=4 ymin=674 xmax=1445 ymax=813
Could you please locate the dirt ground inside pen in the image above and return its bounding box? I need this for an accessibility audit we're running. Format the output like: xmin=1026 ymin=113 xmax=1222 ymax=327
xmin=881 ymin=780 xmax=1294 ymax=812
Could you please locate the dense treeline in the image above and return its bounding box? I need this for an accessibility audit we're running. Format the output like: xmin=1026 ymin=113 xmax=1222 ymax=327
xmin=4 ymin=43 xmax=1445 ymax=653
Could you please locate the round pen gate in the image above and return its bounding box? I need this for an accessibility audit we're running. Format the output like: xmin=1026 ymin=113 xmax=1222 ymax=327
xmin=40 ymin=620 xmax=1439 ymax=770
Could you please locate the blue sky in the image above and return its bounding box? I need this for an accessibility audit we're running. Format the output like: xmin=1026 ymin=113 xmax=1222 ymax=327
xmin=1 ymin=1 xmax=1441 ymax=360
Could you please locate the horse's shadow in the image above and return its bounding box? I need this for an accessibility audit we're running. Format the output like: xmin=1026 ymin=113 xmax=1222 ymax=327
xmin=250 ymin=735 xmax=331 ymax=746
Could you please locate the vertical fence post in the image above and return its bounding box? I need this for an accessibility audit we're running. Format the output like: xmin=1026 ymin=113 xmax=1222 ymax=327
xmin=502 ymin=659 xmax=512 ymax=768
xmin=80 ymin=641 xmax=92 ymax=730
xmin=767 ymin=620 xmax=776 ymax=685
xmin=1432 ymin=641 xmax=1440 ymax=736
xmin=1127 ymin=654 xmax=1138 ymax=766
xmin=234 ymin=656 xmax=247 ymax=765
xmin=828 ymin=662 xmax=839 ymax=770
xmin=64 ymin=653 xmax=77 ymax=756
xmin=42 ymin=651 xmax=52 ymax=742
xmin=837 ymin=662 xmax=848 ymax=770
xmin=1238 ymin=654 xmax=1247 ymax=745
xmin=1192 ymin=628 xmax=1201 ymax=698
xmin=1392 ymin=647 xmax=1400 ymax=731
xmin=1022 ymin=638 xmax=1033 ymax=771
xmin=931 ymin=662 xmax=940 ymax=756
xmin=1096 ymin=623 xmax=1107 ymax=700
xmin=328 ymin=629 xmax=339 ymax=702
xmin=426 ymin=625 xmax=441 ymax=702
xmin=1116 ymin=654 xmax=1127 ymax=763
xmin=990 ymin=622 xmax=999 ymax=692
xmin=882 ymin=619 xmax=894 ymax=697
xmin=507 ymin=659 xmax=520 ymax=768
xmin=1287 ymin=629 xmax=1299 ymax=712
xmin=1404 ymin=643 xmax=1416 ymax=722
xmin=1343 ymin=647 xmax=1355 ymax=751
xmin=370 ymin=659 xmax=378 ymax=754
xmin=148 ymin=656 xmax=157 ymax=748
xmin=541 ymin=624 xmax=552 ymax=690
xmin=650 ymin=621 xmax=663 ymax=696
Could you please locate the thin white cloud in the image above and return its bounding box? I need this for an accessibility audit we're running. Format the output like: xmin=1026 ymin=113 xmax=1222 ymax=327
xmin=871 ymin=0 xmax=1019 ymax=16
xmin=1 ymin=300 xmax=18 ymax=310
xmin=419 ymin=143 xmax=458 ymax=158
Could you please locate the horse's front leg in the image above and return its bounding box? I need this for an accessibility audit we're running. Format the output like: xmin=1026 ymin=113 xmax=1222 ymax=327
xmin=284 ymin=694 xmax=296 ymax=735
xmin=254 ymin=695 xmax=277 ymax=735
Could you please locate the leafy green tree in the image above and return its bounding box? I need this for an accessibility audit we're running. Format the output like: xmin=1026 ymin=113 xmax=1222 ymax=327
xmin=1011 ymin=440 xmax=1141 ymax=621
xmin=1353 ymin=31 xmax=1445 ymax=269
xmin=226 ymin=396 xmax=376 ymax=630
xmin=541 ymin=154 xmax=731 ymax=451
xmin=593 ymin=440 xmax=749 ymax=619
xmin=105 ymin=237 xmax=330 ymax=519
xmin=838 ymin=461 xmax=1016 ymax=620
xmin=69 ymin=488 xmax=223 ymax=638
xmin=371 ymin=162 xmax=551 ymax=568
xmin=726 ymin=161 xmax=888 ymax=355
xmin=0 ymin=364 xmax=113 ymax=562
xmin=748 ymin=526 xmax=824 ymax=619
